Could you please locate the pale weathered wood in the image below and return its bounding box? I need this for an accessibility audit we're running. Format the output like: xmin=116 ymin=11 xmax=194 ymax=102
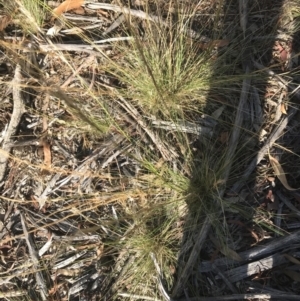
xmin=220 ymin=252 xmax=288 ymax=282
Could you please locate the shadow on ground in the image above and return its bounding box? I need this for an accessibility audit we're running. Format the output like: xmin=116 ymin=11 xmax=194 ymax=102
xmin=170 ymin=0 xmax=300 ymax=299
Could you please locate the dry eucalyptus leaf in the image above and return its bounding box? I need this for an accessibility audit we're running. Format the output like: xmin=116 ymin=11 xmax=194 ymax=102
xmin=269 ymin=154 xmax=299 ymax=191
xmin=52 ymin=0 xmax=84 ymax=18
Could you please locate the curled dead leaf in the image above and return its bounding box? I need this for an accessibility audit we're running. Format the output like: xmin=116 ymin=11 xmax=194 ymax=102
xmin=283 ymin=254 xmax=300 ymax=265
xmin=52 ymin=0 xmax=84 ymax=18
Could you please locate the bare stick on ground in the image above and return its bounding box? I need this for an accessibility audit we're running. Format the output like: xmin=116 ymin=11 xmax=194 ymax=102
xmin=20 ymin=213 xmax=48 ymax=300
xmin=0 ymin=64 xmax=25 ymax=183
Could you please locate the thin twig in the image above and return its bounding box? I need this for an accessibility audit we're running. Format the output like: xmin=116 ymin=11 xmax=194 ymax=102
xmin=0 ymin=64 xmax=25 ymax=182
xmin=20 ymin=213 xmax=48 ymax=300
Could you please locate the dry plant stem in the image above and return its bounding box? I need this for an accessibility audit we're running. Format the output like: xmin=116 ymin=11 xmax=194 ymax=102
xmin=0 ymin=64 xmax=25 ymax=182
xmin=103 ymin=14 xmax=126 ymax=35
xmin=20 ymin=213 xmax=48 ymax=300
xmin=231 ymin=106 xmax=297 ymax=193
xmin=85 ymin=2 xmax=210 ymax=42
xmin=176 ymin=293 xmax=300 ymax=301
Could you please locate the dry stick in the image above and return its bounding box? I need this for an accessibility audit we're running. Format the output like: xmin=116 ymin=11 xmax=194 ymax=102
xmin=172 ymin=1 xmax=251 ymax=296
xmin=20 ymin=213 xmax=48 ymax=300
xmin=231 ymin=106 xmax=297 ymax=193
xmin=0 ymin=64 xmax=25 ymax=182
xmin=85 ymin=2 xmax=210 ymax=42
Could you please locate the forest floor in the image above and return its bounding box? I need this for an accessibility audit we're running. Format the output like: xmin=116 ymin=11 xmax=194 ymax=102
xmin=1 ymin=0 xmax=300 ymax=300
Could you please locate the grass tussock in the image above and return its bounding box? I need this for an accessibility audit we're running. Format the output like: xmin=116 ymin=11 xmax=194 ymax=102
xmin=102 ymin=9 xmax=214 ymax=118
